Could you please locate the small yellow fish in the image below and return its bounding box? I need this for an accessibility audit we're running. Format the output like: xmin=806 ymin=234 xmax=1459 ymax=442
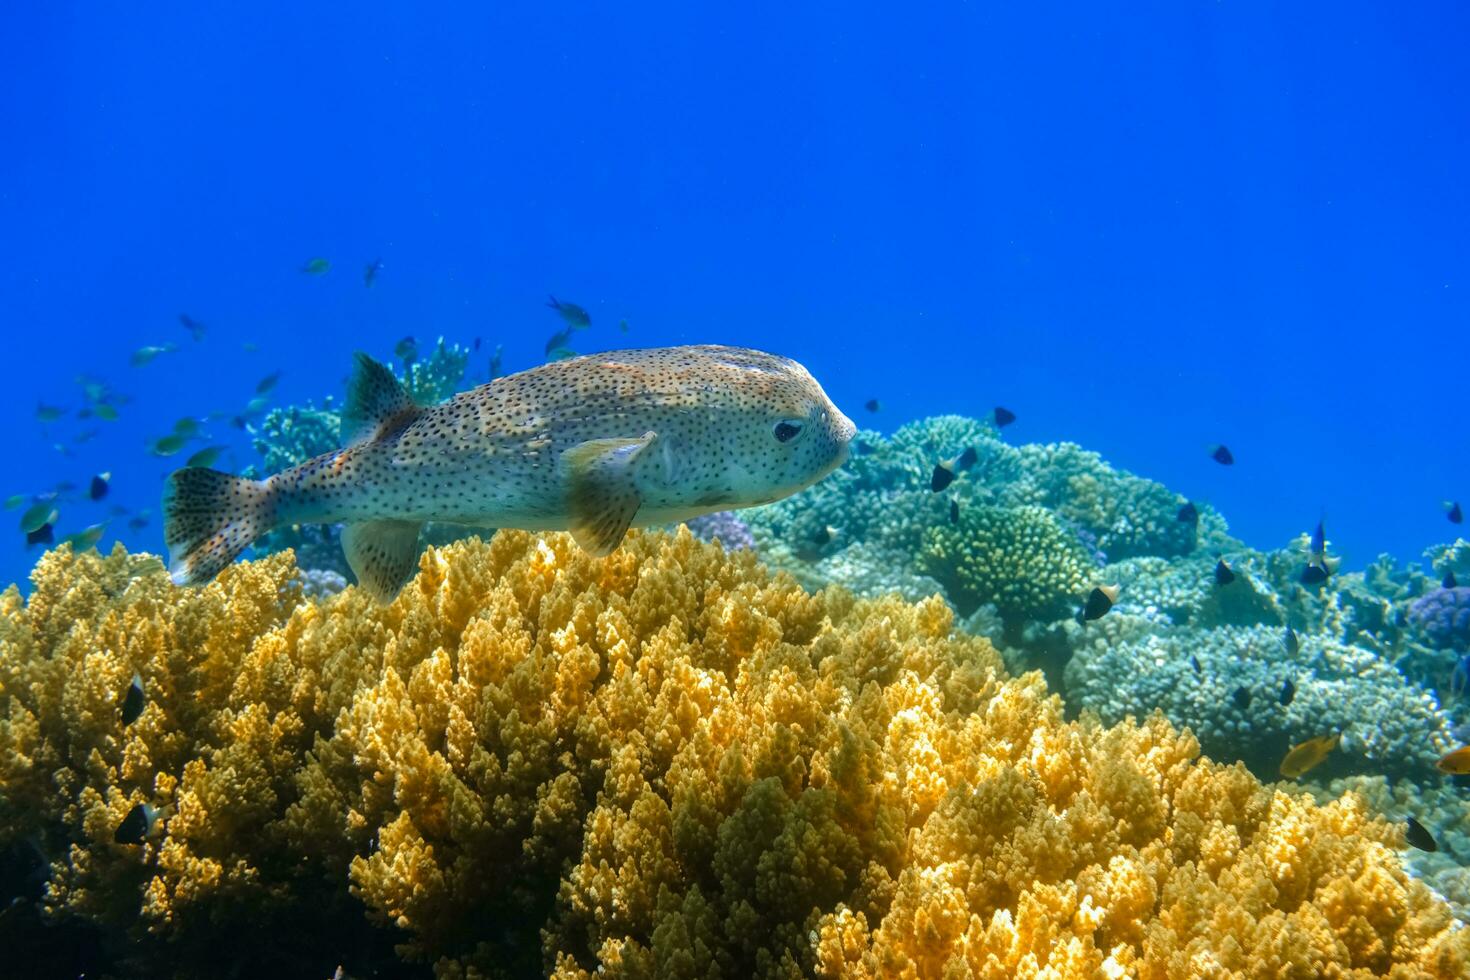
xmin=1435 ymin=745 xmax=1470 ymax=775
xmin=1279 ymin=732 xmax=1341 ymax=779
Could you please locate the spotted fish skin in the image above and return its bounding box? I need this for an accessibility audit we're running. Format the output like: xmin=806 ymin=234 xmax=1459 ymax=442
xmin=164 ymin=345 xmax=855 ymax=600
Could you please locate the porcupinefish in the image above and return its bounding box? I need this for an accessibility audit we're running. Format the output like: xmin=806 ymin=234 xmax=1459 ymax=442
xmin=164 ymin=344 xmax=856 ymax=602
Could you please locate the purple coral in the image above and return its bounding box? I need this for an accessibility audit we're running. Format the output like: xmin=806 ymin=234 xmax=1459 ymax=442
xmin=1408 ymin=586 xmax=1470 ymax=649
xmin=684 ymin=511 xmax=756 ymax=552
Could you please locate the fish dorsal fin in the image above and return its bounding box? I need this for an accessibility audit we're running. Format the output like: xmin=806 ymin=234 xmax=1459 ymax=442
xmin=561 ymin=432 xmax=655 ymax=556
xmin=341 ymin=352 xmax=419 ymax=447
xmin=341 ymin=519 xmax=423 ymax=603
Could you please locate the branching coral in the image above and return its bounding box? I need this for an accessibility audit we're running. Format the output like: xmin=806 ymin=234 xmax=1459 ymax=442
xmin=1 ymin=533 xmax=1466 ymax=978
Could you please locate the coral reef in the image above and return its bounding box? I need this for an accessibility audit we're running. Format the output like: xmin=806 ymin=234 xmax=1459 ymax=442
xmin=746 ymin=416 xmax=1209 ymax=607
xmin=1 ymin=533 xmax=1467 ymax=977
xmin=922 ymin=504 xmax=1097 ymax=622
xmin=744 ymin=414 xmax=1466 ymax=790
xmin=1410 ymin=586 xmax=1470 ymax=651
xmin=682 ymin=510 xmax=756 ymax=552
xmin=1308 ymin=776 xmax=1470 ymax=927
xmin=1063 ymin=617 xmax=1457 ymax=778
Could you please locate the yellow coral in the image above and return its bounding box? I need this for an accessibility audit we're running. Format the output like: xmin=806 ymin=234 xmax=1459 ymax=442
xmin=0 ymin=532 xmax=1465 ymax=978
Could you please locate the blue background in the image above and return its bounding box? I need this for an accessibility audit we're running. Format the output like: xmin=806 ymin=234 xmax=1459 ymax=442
xmin=2 ymin=1 xmax=1467 ymax=589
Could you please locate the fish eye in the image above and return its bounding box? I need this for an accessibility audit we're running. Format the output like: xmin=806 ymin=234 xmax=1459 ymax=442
xmin=773 ymin=419 xmax=804 ymax=443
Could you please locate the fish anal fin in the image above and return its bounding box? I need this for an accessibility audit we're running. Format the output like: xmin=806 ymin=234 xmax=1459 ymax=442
xmin=342 ymin=352 xmax=419 ymax=447
xmin=562 ymin=432 xmax=654 ymax=556
xmin=341 ymin=519 xmax=423 ymax=603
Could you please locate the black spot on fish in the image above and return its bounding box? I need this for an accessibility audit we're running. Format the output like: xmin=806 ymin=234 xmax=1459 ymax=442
xmin=1405 ymin=816 xmax=1438 ymax=852
xmin=1210 ymin=444 xmax=1234 ymax=465
xmin=993 ymin=406 xmax=1016 ymax=428
xmin=1300 ymin=563 xmax=1329 ymax=586
xmin=121 ymin=674 xmax=144 ymax=725
xmin=1214 ymin=559 xmax=1235 ymax=586
xmin=1233 ymin=686 xmax=1251 ymax=711
xmin=1445 ymin=571 xmax=1459 ymax=590
xmin=931 ymin=463 xmax=955 ymax=493
xmin=948 ymin=499 xmax=959 ymax=525
xmin=1177 ymin=501 xmax=1198 ymax=525
xmin=1279 ymin=678 xmax=1295 ymax=707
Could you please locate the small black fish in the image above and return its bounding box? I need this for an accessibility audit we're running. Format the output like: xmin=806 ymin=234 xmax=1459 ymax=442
xmin=864 ymin=399 xmax=881 ymax=413
xmin=1214 ymin=559 xmax=1235 ymax=585
xmin=1445 ymin=571 xmax=1459 ymax=590
xmin=1177 ymin=501 xmax=1198 ymax=525
xmin=1405 ymin=816 xmax=1438 ymax=853
xmin=993 ymin=406 xmax=1016 ymax=428
xmin=473 ymin=336 xmax=482 ymax=352
xmin=1232 ymin=686 xmax=1251 ymax=710
xmin=256 ymin=371 xmax=283 ymax=395
xmin=1284 ymin=626 xmax=1300 ymax=657
xmin=127 ymin=514 xmax=150 ymax=531
xmin=26 ymin=523 xmax=54 ymax=547
xmin=1449 ymin=501 xmax=1464 ymax=525
xmin=121 ymin=673 xmax=144 ymax=725
xmin=1279 ymin=678 xmax=1295 ymax=707
xmin=932 ymin=447 xmax=978 ymax=491
xmin=1300 ymin=563 xmax=1329 ymax=586
xmin=364 ymin=258 xmax=383 ymax=288
xmin=948 ymin=499 xmax=959 ymax=525
xmin=1309 ymin=519 xmax=1326 ymax=560
xmin=1082 ymin=585 xmax=1120 ymax=621
xmin=113 ymin=803 xmax=159 ymax=845
xmin=811 ymin=524 xmax=838 ymax=546
xmin=1210 ymin=444 xmax=1234 ymax=466
xmin=89 ymin=472 xmax=110 ymax=502
xmin=1190 ymin=654 xmax=1202 ymax=674
xmin=178 ymin=313 xmax=206 ymax=341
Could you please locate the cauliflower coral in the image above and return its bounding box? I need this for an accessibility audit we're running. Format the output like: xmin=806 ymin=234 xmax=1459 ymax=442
xmin=0 ymin=531 xmax=1465 ymax=978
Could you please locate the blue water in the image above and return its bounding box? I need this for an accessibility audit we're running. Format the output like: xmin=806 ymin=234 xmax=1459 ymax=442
xmin=2 ymin=2 xmax=1467 ymax=590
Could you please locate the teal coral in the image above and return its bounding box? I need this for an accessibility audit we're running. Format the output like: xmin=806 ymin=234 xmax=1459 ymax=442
xmin=747 ymin=415 xmax=1199 ymax=619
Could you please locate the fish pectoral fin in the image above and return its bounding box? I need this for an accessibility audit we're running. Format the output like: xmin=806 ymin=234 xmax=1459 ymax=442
xmin=341 ymin=519 xmax=423 ymax=603
xmin=562 ymin=432 xmax=654 ymax=557
xmin=341 ymin=352 xmax=420 ymax=447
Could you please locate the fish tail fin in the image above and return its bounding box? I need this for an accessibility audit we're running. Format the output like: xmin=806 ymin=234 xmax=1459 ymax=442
xmin=162 ymin=468 xmax=277 ymax=587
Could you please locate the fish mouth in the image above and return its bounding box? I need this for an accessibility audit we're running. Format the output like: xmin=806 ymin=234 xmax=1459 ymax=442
xmin=832 ymin=409 xmax=857 ymax=446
